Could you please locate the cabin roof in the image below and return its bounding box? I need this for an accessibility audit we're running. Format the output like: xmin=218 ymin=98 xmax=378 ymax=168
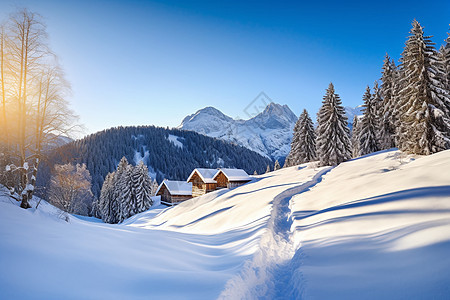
xmin=214 ymin=168 xmax=252 ymax=182
xmin=187 ymin=168 xmax=217 ymax=184
xmin=156 ymin=180 xmax=193 ymax=196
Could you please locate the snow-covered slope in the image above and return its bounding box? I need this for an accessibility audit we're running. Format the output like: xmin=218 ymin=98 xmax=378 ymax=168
xmin=0 ymin=164 xmax=318 ymax=299
xmin=1 ymin=149 xmax=449 ymax=299
xmin=289 ymin=150 xmax=450 ymax=299
xmin=178 ymin=103 xmax=297 ymax=159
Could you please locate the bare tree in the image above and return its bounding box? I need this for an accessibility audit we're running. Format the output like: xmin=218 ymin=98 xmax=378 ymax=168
xmin=48 ymin=163 xmax=93 ymax=215
xmin=0 ymin=9 xmax=78 ymax=209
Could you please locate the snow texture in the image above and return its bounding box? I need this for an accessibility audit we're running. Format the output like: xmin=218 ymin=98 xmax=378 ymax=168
xmin=167 ymin=134 xmax=184 ymax=148
xmin=1 ymin=149 xmax=449 ymax=299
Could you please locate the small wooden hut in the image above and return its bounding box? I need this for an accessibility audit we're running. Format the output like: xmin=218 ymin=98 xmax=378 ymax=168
xmin=156 ymin=180 xmax=192 ymax=206
xmin=187 ymin=168 xmax=217 ymax=197
xmin=213 ymin=168 xmax=252 ymax=189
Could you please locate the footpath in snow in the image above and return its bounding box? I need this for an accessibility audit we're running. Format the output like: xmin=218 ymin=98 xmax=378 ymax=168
xmin=218 ymin=166 xmax=332 ymax=299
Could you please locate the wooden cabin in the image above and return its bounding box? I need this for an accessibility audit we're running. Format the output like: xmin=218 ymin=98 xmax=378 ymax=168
xmin=156 ymin=180 xmax=193 ymax=206
xmin=213 ymin=168 xmax=252 ymax=189
xmin=187 ymin=168 xmax=217 ymax=197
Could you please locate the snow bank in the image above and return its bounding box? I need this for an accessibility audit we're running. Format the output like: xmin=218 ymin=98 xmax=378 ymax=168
xmin=290 ymin=149 xmax=450 ymax=299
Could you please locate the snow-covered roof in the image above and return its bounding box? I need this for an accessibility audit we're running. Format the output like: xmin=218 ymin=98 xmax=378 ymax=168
xmin=156 ymin=180 xmax=192 ymax=196
xmin=214 ymin=168 xmax=251 ymax=182
xmin=186 ymin=168 xmax=217 ymax=184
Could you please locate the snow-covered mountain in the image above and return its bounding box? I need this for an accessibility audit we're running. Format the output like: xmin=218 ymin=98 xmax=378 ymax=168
xmin=179 ymin=103 xmax=365 ymax=160
xmin=345 ymin=105 xmax=364 ymax=130
xmin=345 ymin=105 xmax=364 ymax=122
xmin=179 ymin=103 xmax=297 ymax=160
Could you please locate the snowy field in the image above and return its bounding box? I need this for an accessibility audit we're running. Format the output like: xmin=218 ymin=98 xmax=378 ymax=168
xmin=289 ymin=150 xmax=450 ymax=299
xmin=0 ymin=164 xmax=319 ymax=299
xmin=1 ymin=149 xmax=449 ymax=299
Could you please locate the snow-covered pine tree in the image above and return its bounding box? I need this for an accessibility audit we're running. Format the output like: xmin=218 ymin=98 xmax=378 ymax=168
xmin=392 ymin=62 xmax=406 ymax=148
xmin=265 ymin=165 xmax=271 ymax=173
xmin=150 ymin=179 xmax=159 ymax=197
xmin=397 ymin=20 xmax=450 ymax=154
xmin=297 ymin=109 xmax=317 ymax=163
xmin=372 ymin=81 xmax=384 ymax=146
xmin=351 ymin=116 xmax=362 ymax=158
xmin=441 ymin=30 xmax=450 ymax=91
xmin=90 ymin=199 xmax=101 ymax=219
xmin=274 ymin=160 xmax=281 ymax=171
xmin=316 ymin=83 xmax=352 ymax=166
xmin=253 ymin=170 xmax=258 ymax=175
xmin=112 ymin=157 xmax=130 ymax=223
xmin=439 ymin=45 xmax=450 ymax=94
xmin=359 ymin=86 xmax=380 ymax=155
xmin=438 ymin=31 xmax=450 ymax=115
xmin=99 ymin=172 xmax=115 ymax=223
xmin=117 ymin=163 xmax=133 ymax=222
xmin=286 ymin=114 xmax=303 ymax=166
xmin=379 ymin=54 xmax=397 ymax=149
xmin=133 ymin=161 xmax=153 ymax=213
xmin=283 ymin=152 xmax=292 ymax=168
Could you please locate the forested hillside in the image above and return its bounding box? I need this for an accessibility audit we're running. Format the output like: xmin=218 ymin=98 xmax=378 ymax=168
xmin=37 ymin=126 xmax=272 ymax=198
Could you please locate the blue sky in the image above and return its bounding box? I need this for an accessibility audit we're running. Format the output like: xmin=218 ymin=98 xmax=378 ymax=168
xmin=0 ymin=0 xmax=449 ymax=135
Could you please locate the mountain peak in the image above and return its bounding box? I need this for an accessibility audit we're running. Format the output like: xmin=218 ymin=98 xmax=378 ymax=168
xmin=249 ymin=102 xmax=297 ymax=129
xmin=179 ymin=102 xmax=297 ymax=159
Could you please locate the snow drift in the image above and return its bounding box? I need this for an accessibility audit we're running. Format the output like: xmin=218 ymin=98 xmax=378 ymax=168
xmin=1 ymin=149 xmax=449 ymax=299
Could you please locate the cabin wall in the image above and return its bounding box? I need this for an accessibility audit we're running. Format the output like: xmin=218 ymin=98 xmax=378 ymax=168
xmin=215 ymin=172 xmax=228 ymax=188
xmin=158 ymin=184 xmax=192 ymax=205
xmin=188 ymin=172 xmax=217 ymax=197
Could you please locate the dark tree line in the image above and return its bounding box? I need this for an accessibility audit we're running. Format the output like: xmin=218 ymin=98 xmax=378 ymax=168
xmin=37 ymin=125 xmax=273 ymax=201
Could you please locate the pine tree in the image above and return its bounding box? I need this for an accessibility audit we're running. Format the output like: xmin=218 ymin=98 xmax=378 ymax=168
xmin=379 ymin=54 xmax=397 ymax=149
xmin=438 ymin=31 xmax=450 ymax=116
xmin=392 ymin=63 xmax=406 ymax=147
xmin=372 ymin=81 xmax=384 ymax=146
xmin=112 ymin=157 xmax=130 ymax=222
xmin=117 ymin=163 xmax=133 ymax=222
xmin=351 ymin=116 xmax=361 ymax=158
xmin=297 ymin=109 xmax=317 ymax=163
xmin=253 ymin=170 xmax=258 ymax=175
xmin=265 ymin=165 xmax=271 ymax=173
xmin=359 ymin=86 xmax=380 ymax=155
xmin=133 ymin=161 xmax=153 ymax=213
xmin=274 ymin=160 xmax=281 ymax=171
xmin=398 ymin=20 xmax=450 ymax=154
xmin=316 ymin=83 xmax=352 ymax=166
xmin=90 ymin=199 xmax=101 ymax=219
xmin=99 ymin=172 xmax=115 ymax=223
xmin=286 ymin=115 xmax=303 ymax=166
xmin=441 ymin=30 xmax=450 ymax=91
xmin=283 ymin=152 xmax=292 ymax=168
